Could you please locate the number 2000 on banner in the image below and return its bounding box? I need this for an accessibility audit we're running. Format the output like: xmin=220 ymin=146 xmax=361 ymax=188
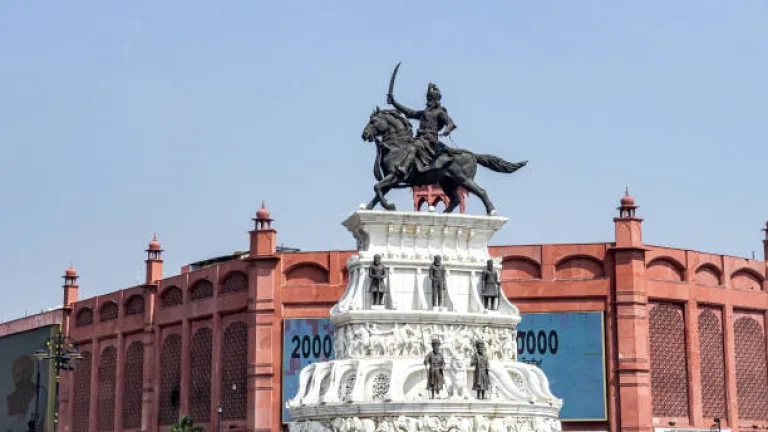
xmin=290 ymin=334 xmax=333 ymax=359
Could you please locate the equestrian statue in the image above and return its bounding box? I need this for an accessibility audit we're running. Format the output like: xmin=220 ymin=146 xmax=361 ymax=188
xmin=361 ymin=62 xmax=527 ymax=215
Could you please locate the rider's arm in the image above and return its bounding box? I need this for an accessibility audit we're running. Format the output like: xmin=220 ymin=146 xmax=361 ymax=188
xmin=389 ymin=96 xmax=423 ymax=119
xmin=440 ymin=109 xmax=457 ymax=134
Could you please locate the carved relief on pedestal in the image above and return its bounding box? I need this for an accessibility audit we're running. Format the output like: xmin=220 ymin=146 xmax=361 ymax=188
xmin=332 ymin=322 xmax=517 ymax=362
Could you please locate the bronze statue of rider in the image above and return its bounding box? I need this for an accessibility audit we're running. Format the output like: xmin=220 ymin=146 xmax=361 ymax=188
xmin=387 ymin=67 xmax=457 ymax=178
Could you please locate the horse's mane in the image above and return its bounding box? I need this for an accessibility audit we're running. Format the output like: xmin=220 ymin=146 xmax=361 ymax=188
xmin=376 ymin=109 xmax=413 ymax=133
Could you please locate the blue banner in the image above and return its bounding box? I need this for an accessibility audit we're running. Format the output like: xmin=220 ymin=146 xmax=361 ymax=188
xmin=282 ymin=319 xmax=335 ymax=423
xmin=281 ymin=312 xmax=606 ymax=423
xmin=516 ymin=312 xmax=606 ymax=421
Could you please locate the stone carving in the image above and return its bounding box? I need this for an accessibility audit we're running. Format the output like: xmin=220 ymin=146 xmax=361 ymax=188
xmin=333 ymin=322 xmax=516 ymax=361
xmin=448 ymin=357 xmax=469 ymax=400
xmin=481 ymin=259 xmax=501 ymax=311
xmin=340 ymin=374 xmax=356 ymax=402
xmin=371 ymin=371 xmax=391 ymax=401
xmin=289 ymin=415 xmax=562 ymax=432
xmin=429 ymin=255 xmax=447 ymax=309
xmin=424 ymin=337 xmax=445 ymax=399
xmin=369 ymin=254 xmax=388 ymax=306
xmin=472 ymin=340 xmax=491 ymax=399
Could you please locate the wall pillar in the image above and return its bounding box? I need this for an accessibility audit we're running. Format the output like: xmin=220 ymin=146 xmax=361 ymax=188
xmin=210 ymin=312 xmax=222 ymax=428
xmin=180 ymin=318 xmax=191 ymax=417
xmin=685 ymin=300 xmax=703 ymax=426
xmin=88 ymin=339 xmax=100 ymax=432
xmin=248 ymin=256 xmax=281 ymax=432
xmin=612 ymin=189 xmax=653 ymax=432
xmin=722 ymin=305 xmax=739 ymax=427
xmin=141 ymin=284 xmax=157 ymax=432
xmin=114 ymin=332 xmax=125 ymax=431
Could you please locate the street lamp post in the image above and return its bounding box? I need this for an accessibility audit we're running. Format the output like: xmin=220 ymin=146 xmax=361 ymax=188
xmin=217 ymin=404 xmax=222 ymax=432
xmin=32 ymin=327 xmax=82 ymax=432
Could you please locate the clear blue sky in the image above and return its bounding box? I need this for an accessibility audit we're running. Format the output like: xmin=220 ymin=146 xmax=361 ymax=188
xmin=1 ymin=1 xmax=767 ymax=321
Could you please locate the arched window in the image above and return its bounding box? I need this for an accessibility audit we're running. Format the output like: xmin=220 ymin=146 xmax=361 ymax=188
xmin=122 ymin=342 xmax=144 ymax=428
xmin=158 ymin=334 xmax=182 ymax=425
xmin=221 ymin=321 xmax=248 ymax=420
xmin=75 ymin=308 xmax=93 ymax=327
xmin=190 ymin=279 xmax=214 ymax=301
xmin=72 ymin=350 xmax=91 ymax=432
xmin=734 ymin=316 xmax=768 ymax=420
xmin=698 ymin=309 xmax=726 ymax=419
xmin=97 ymin=346 xmax=117 ymax=430
xmin=189 ymin=328 xmax=213 ymax=423
xmin=220 ymin=272 xmax=248 ymax=295
xmin=649 ymin=303 xmax=690 ymax=418
xmin=160 ymin=286 xmax=183 ymax=308
xmin=124 ymin=295 xmax=145 ymax=316
xmin=99 ymin=302 xmax=118 ymax=322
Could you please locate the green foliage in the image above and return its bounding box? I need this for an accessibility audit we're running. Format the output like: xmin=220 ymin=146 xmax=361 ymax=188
xmin=170 ymin=415 xmax=206 ymax=432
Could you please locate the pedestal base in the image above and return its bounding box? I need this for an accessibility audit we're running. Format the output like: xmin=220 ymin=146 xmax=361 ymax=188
xmin=290 ymin=414 xmax=561 ymax=432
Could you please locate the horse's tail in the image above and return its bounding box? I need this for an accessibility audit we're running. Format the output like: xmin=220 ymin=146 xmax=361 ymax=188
xmin=475 ymin=154 xmax=528 ymax=173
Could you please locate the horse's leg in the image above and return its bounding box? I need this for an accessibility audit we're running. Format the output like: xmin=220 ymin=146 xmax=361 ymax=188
xmin=439 ymin=180 xmax=461 ymax=213
xmin=460 ymin=177 xmax=496 ymax=215
xmin=373 ymin=175 xmax=399 ymax=211
xmin=365 ymin=194 xmax=381 ymax=210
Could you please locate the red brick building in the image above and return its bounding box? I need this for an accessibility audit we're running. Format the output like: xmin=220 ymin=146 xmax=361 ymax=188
xmin=49 ymin=188 xmax=768 ymax=432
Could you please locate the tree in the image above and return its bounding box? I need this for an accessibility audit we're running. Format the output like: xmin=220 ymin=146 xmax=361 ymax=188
xmin=170 ymin=415 xmax=205 ymax=432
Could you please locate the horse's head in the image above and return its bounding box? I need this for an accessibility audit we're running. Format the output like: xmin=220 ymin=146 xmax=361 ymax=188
xmin=361 ymin=106 xmax=387 ymax=143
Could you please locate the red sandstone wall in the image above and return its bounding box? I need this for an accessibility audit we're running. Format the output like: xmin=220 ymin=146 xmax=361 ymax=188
xmin=54 ymin=241 xmax=768 ymax=432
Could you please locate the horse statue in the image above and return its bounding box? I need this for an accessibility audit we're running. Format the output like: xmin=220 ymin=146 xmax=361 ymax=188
xmin=360 ymin=107 xmax=527 ymax=215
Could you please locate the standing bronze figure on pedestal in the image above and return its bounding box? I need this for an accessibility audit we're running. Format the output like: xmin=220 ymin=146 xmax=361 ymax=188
xmin=429 ymin=256 xmax=447 ymax=309
xmin=481 ymin=259 xmax=501 ymax=310
xmin=472 ymin=340 xmax=490 ymax=400
xmin=424 ymin=337 xmax=445 ymax=399
xmin=368 ymin=254 xmax=387 ymax=306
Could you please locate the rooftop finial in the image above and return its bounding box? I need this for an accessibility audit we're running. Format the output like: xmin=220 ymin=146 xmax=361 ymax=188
xmin=255 ymin=200 xmax=273 ymax=229
xmin=148 ymin=233 xmax=162 ymax=251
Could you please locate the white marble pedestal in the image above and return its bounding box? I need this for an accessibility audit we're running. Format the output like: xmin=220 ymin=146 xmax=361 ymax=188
xmin=287 ymin=210 xmax=563 ymax=432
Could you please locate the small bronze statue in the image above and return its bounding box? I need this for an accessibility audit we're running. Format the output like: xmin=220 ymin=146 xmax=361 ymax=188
xmin=471 ymin=340 xmax=490 ymax=400
xmin=481 ymin=259 xmax=501 ymax=310
xmin=429 ymin=255 xmax=447 ymax=309
xmin=368 ymin=254 xmax=387 ymax=306
xmin=424 ymin=337 xmax=445 ymax=399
